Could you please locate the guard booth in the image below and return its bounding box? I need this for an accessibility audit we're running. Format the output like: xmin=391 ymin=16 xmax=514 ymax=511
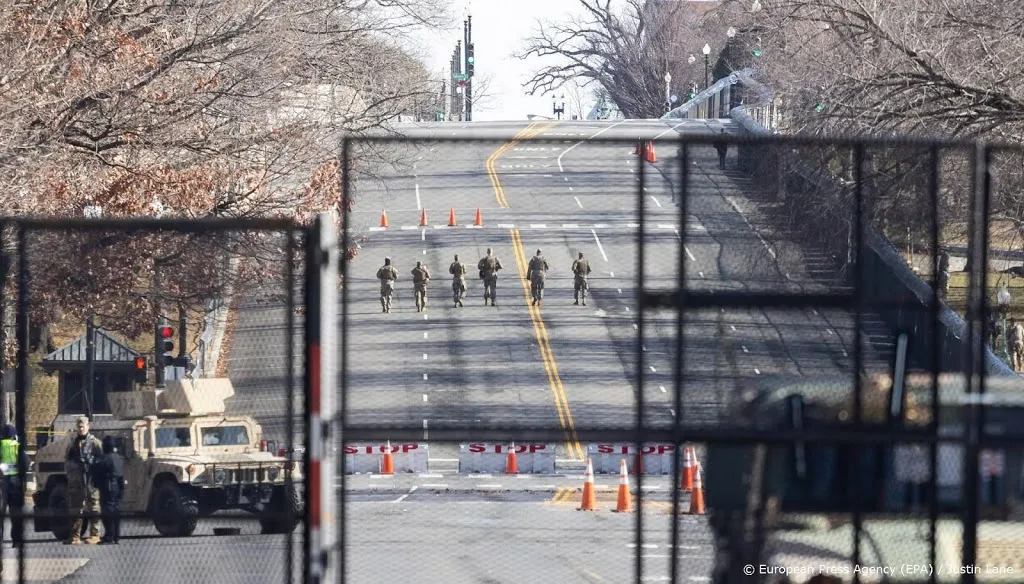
xmin=706 ymin=372 xmax=1024 ymax=521
xmin=39 ymin=327 xmax=142 ymax=446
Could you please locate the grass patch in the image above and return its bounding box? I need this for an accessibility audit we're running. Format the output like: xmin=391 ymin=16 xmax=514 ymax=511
xmin=945 ymin=272 xmax=1024 ymax=321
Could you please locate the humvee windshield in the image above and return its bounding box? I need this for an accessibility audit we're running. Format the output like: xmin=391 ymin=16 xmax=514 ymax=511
xmin=201 ymin=426 xmax=249 ymax=446
xmin=156 ymin=427 xmax=192 ymax=448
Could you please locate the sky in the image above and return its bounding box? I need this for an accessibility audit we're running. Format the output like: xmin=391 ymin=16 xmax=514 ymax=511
xmin=416 ymin=0 xmax=583 ymax=121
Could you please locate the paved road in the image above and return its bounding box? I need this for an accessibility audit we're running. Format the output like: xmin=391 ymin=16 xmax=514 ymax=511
xmin=208 ymin=117 xmax=902 ymax=583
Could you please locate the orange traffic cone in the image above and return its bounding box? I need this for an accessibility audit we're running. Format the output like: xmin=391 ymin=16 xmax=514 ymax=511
xmin=420 ymin=208 xmax=428 ymax=226
xmin=379 ymin=208 xmax=389 ymax=228
xmin=380 ymin=440 xmax=395 ymax=475
xmin=448 ymin=208 xmax=457 ymax=227
xmin=505 ymin=442 xmax=519 ymax=474
xmin=579 ymin=457 xmax=597 ymax=511
xmin=474 ymin=207 xmax=483 ymax=226
xmin=613 ymin=458 xmax=633 ymax=512
xmin=645 ymin=141 xmax=657 ymax=163
xmin=689 ymin=463 xmax=705 ymax=515
xmin=632 ymin=453 xmax=644 ymax=476
xmin=681 ymin=446 xmax=695 ymax=491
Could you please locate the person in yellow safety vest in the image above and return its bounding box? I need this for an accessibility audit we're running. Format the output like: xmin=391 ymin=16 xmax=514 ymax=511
xmin=0 ymin=424 xmax=30 ymax=556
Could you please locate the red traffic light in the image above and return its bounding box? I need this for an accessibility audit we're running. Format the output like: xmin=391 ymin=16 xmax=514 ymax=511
xmin=134 ymin=356 xmax=146 ymax=370
xmin=159 ymin=326 xmax=175 ymax=339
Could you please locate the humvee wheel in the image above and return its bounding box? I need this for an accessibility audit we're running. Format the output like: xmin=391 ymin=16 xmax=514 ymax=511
xmin=259 ymin=483 xmax=302 ymax=534
xmin=152 ymin=482 xmax=199 ymax=537
xmin=47 ymin=482 xmax=72 ymax=542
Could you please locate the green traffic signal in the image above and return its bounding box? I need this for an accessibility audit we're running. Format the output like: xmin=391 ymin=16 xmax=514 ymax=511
xmin=814 ymin=103 xmax=824 ymax=112
xmin=468 ymin=56 xmax=475 ymax=64
xmin=753 ymin=48 xmax=762 ymax=57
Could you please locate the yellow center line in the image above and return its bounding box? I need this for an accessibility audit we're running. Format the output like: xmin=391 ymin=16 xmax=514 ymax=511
xmin=484 ymin=120 xmax=586 ymax=462
xmin=486 ymin=121 xmax=558 ymax=208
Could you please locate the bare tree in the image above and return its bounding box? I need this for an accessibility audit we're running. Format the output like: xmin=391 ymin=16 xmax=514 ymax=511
xmin=518 ymin=0 xmax=718 ymax=118
xmin=0 ymin=0 xmax=448 ymax=346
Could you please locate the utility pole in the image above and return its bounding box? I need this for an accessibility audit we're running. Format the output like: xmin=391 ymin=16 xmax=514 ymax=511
xmin=455 ymin=40 xmax=463 ymax=121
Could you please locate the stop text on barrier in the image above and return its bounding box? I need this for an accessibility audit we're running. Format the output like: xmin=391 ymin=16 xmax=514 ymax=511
xmin=466 ymin=443 xmax=548 ymax=454
xmin=344 ymin=443 xmax=420 ymax=454
xmin=594 ymin=444 xmax=675 ymax=455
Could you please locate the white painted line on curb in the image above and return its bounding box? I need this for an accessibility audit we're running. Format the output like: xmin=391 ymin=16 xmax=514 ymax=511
xmin=393 ymin=485 xmax=417 ymax=503
xmin=592 ymin=229 xmax=609 ymax=262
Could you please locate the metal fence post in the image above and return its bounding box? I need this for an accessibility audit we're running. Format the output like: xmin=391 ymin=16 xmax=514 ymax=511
xmin=304 ymin=214 xmax=338 ymax=584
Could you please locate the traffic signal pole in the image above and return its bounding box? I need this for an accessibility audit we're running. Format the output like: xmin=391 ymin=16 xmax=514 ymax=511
xmin=465 ymin=16 xmax=472 ymax=122
xmin=154 ymin=264 xmax=164 ymax=388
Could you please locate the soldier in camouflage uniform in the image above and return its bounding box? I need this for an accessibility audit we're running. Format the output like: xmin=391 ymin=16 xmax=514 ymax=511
xmin=526 ymin=249 xmax=549 ymax=306
xmin=477 ymin=248 xmax=504 ymax=306
xmin=64 ymin=416 xmax=102 ymax=545
xmin=376 ymin=257 xmax=398 ymax=313
xmin=449 ymin=254 xmax=468 ymax=307
xmin=411 ymin=261 xmax=431 ymax=312
xmin=571 ymin=252 xmax=592 ymax=306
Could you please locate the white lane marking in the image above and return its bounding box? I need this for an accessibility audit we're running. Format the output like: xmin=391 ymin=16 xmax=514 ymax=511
xmin=424 ymin=332 xmax=428 ymax=339
xmin=423 ymin=373 xmax=428 ymax=380
xmin=660 ymin=386 xmax=667 ymax=393
xmin=423 ymin=419 xmax=428 ymax=440
xmin=415 ymin=184 xmax=421 ymax=209
xmin=557 ymin=119 xmax=629 ymax=172
xmin=419 ymin=473 xmax=443 ymax=478
xmin=610 ymin=271 xmax=614 ymax=277
xmin=424 ymin=314 xmax=428 ymax=320
xmin=563 ymin=223 xmax=580 ymax=228
xmin=531 ymin=224 xmax=547 ymax=228
xmin=574 ymin=196 xmax=583 ymax=208
xmin=698 ymin=271 xmax=705 ymax=278
xmin=726 ymin=196 xmax=777 ymax=259
xmin=393 ymin=485 xmax=418 ymax=503
xmin=592 ymin=229 xmax=608 ymax=262
xmin=420 ymin=483 xmax=448 ymax=489
xmin=422 ymin=249 xmax=426 ymax=255
xmin=544 ymin=174 xmax=553 ymax=177
xmin=730 ymin=325 xmax=736 ymax=331
xmin=650 ymin=366 xmax=657 ymax=372
xmin=498 ymin=223 xmax=515 ymax=228
xmin=569 ymin=186 xmax=574 ymax=191
xmin=755 ymin=368 xmax=761 ymax=375
xmin=642 ymin=345 xmax=647 ymax=351
xmin=650 ymin=195 xmax=662 ymax=208
xmin=827 ymin=328 xmax=834 ymax=335
xmin=617 ymin=288 xmax=622 ymax=294
xmin=657 ymin=224 xmax=675 ymax=229
xmin=640 ymin=485 xmax=661 ymax=490
xmin=478 ymin=484 xmax=503 ymax=488
xmin=670 ymin=409 xmax=676 ymax=416
xmin=685 ymin=246 xmax=696 ymax=262
xmin=472 ymin=474 xmax=493 ymax=478
xmin=674 ymin=229 xmax=681 ymax=241
xmin=421 ymin=228 xmax=425 ymax=241
xmin=634 ymin=324 xmax=639 ymax=330
xmin=626 ymin=543 xmax=659 ymax=549
xmin=423 ymin=353 xmax=428 ymax=360
xmin=655 ymin=119 xmax=692 ymax=139
xmin=401 ymin=225 xmax=418 ymax=230
xmin=564 ymin=177 xmax=569 ymax=181
xmin=423 ymin=394 xmax=428 ymax=402
xmin=594 ymin=223 xmax=609 ymax=228
xmin=742 ymin=345 xmax=749 ymax=353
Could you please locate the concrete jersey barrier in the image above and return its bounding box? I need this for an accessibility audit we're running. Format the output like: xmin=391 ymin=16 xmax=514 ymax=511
xmin=458 ymin=442 xmax=556 ymax=474
xmin=587 ymin=442 xmax=677 ymax=474
xmin=343 ymin=442 xmax=429 ymax=474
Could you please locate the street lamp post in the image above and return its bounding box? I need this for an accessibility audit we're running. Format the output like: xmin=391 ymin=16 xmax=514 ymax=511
xmin=552 ymin=94 xmax=565 ymax=120
xmin=664 ymin=71 xmax=672 ymax=113
xmin=702 ymin=43 xmax=712 ymax=89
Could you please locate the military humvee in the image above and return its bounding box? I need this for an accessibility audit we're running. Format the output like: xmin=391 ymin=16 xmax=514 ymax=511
xmin=32 ymin=378 xmax=303 ymax=539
